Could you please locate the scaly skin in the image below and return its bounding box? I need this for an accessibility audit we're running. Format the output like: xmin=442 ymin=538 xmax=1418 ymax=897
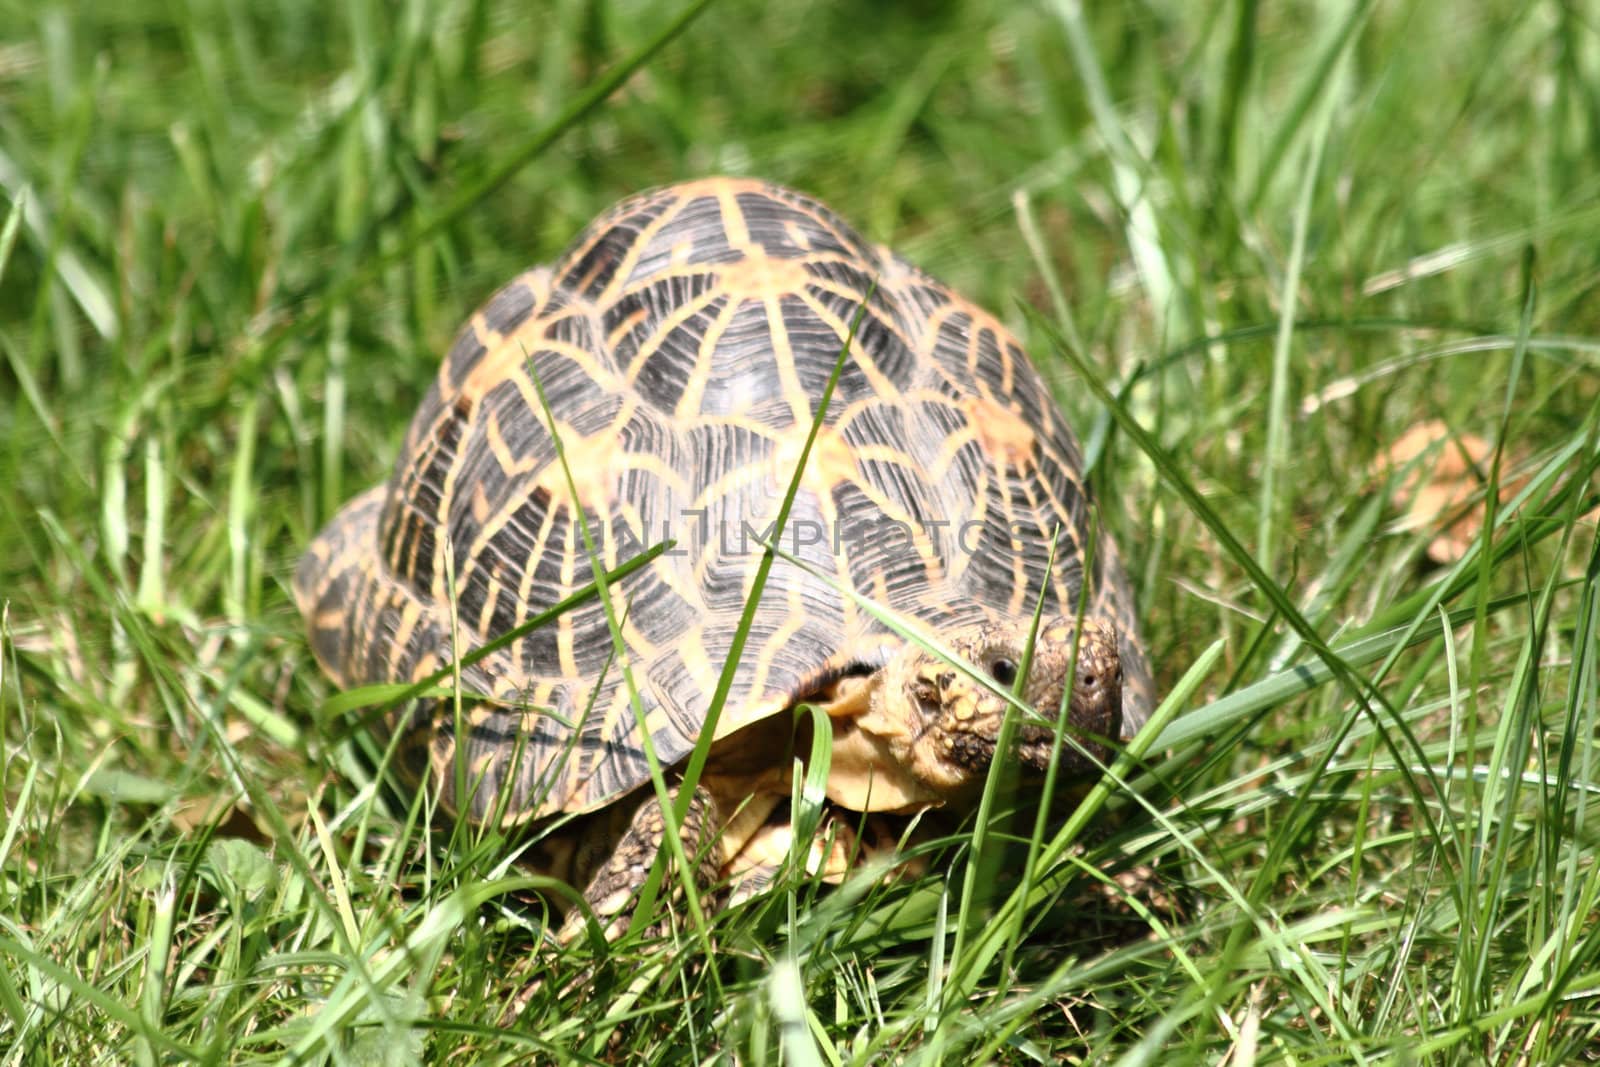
xmin=560 ymin=614 xmax=1122 ymax=942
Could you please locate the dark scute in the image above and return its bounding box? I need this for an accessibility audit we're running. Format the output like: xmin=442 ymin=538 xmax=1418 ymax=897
xmin=898 ymin=279 xmax=952 ymax=321
xmin=962 ymin=502 xmax=1087 ymax=618
xmin=476 ymin=496 xmax=559 ymax=625
xmin=647 ymin=647 xmax=721 ymax=742
xmin=915 ymin=400 xmax=986 ymax=522
xmin=929 ymin=311 xmax=978 ymax=380
xmin=838 ymin=401 xmax=909 ymax=450
xmin=455 ymin=710 xmax=566 ymax=823
xmin=394 ymin=476 xmax=444 ymax=594
xmin=564 ymin=224 xmax=637 ymax=298
xmin=1045 ymin=421 xmax=1088 ymax=481
xmin=831 ymin=479 xmax=937 ymax=604
xmin=969 ymin=326 xmax=1010 ymax=395
xmin=602 ymin=273 xmax=720 ymax=374
xmin=309 ymin=613 xmax=354 ymax=685
xmin=1004 ymin=342 xmax=1050 ymax=430
xmin=736 ymin=189 xmax=864 ymax=260
xmin=596 ymin=288 xmax=646 ymax=367
xmin=481 ymin=562 xmax=523 ymax=641
xmin=563 ymin=393 xmax=623 ymax=440
xmin=601 ymin=513 xmax=696 ymax=647
xmin=778 ymin=294 xmax=876 ymax=409
xmin=700 ymin=544 xmax=755 ymax=612
xmin=509 ymin=510 xmax=572 ymax=673
xmin=566 ymin=601 xmax=623 ymax=675
xmin=634 ymin=312 xmax=716 ymax=413
xmin=855 ymin=455 xmax=937 ymax=527
xmin=664 ymin=194 xmax=740 ymax=268
xmin=442 ymin=325 xmax=488 ymax=393
xmin=618 ymin=407 xmax=680 ymax=469
xmin=542 ymin=304 xmax=599 ymax=356
xmin=355 ymin=579 xmax=408 ymax=684
xmin=748 ymin=616 xmax=853 ymax=704
xmin=559 ymin=190 xmax=678 ymax=298
xmin=523 ymin=347 xmax=610 ymax=415
xmin=481 ymin=277 xmax=539 ymax=339
xmin=499 ymin=484 xmax=556 ymax=566
xmin=516 ymin=624 xmax=562 ymax=682
xmin=1033 ymin=445 xmax=1087 ymax=534
xmin=801 ymin=268 xmax=918 ymax=389
xmin=699 ymin=301 xmax=788 ymax=413
xmin=767 ymin=498 xmax=841 ymax=574
xmin=802 ymin=256 xmax=878 ymax=297
xmin=687 ymin=422 xmax=774 ymax=498
xmin=956 ymin=509 xmax=1040 ymax=611
xmin=851 ymin=310 xmax=916 ymax=388
xmin=453 ymin=559 xmax=494 ymax=637
xmin=832 ymin=483 xmax=934 ymax=591
xmin=739 ymin=188 xmax=873 ymax=261
xmin=385 ymin=395 xmax=459 ymax=589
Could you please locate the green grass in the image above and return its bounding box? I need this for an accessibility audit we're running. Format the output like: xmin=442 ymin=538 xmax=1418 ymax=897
xmin=3 ymin=0 xmax=1599 ymax=1061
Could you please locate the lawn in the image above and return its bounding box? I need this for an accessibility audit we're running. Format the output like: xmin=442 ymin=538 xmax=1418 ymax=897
xmin=3 ymin=0 xmax=1598 ymax=1062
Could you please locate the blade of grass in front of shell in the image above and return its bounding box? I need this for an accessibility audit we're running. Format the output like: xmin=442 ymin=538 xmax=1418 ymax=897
xmin=622 ymin=278 xmax=877 ymax=947
xmin=314 ymin=539 xmax=671 ymax=726
xmin=522 ymin=351 xmax=717 ymax=963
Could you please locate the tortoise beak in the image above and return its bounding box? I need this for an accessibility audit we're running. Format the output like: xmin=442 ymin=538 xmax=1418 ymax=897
xmin=1013 ymin=620 xmax=1124 ymax=773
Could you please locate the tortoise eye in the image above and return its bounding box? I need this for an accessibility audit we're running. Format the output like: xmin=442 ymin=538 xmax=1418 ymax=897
xmin=988 ymin=657 xmax=1019 ymax=687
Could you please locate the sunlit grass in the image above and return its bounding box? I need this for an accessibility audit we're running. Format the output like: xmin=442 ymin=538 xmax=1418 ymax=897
xmin=3 ymin=0 xmax=1598 ymax=1061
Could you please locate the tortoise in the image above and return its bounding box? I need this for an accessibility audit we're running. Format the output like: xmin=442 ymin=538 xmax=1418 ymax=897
xmin=295 ymin=177 xmax=1154 ymax=940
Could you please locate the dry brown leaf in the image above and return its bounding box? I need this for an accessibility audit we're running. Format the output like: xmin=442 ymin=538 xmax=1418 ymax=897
xmin=171 ymin=793 xmax=273 ymax=843
xmin=1375 ymin=420 xmax=1526 ymax=564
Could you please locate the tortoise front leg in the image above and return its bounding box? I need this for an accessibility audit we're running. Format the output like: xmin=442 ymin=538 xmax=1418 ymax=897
xmin=557 ymin=785 xmax=726 ymax=944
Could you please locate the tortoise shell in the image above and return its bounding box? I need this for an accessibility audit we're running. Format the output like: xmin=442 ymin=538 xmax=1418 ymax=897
xmin=295 ymin=177 xmax=1153 ymax=826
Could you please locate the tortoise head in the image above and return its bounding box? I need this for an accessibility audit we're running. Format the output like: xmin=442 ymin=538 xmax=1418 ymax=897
xmin=873 ymin=616 xmax=1123 ymax=801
